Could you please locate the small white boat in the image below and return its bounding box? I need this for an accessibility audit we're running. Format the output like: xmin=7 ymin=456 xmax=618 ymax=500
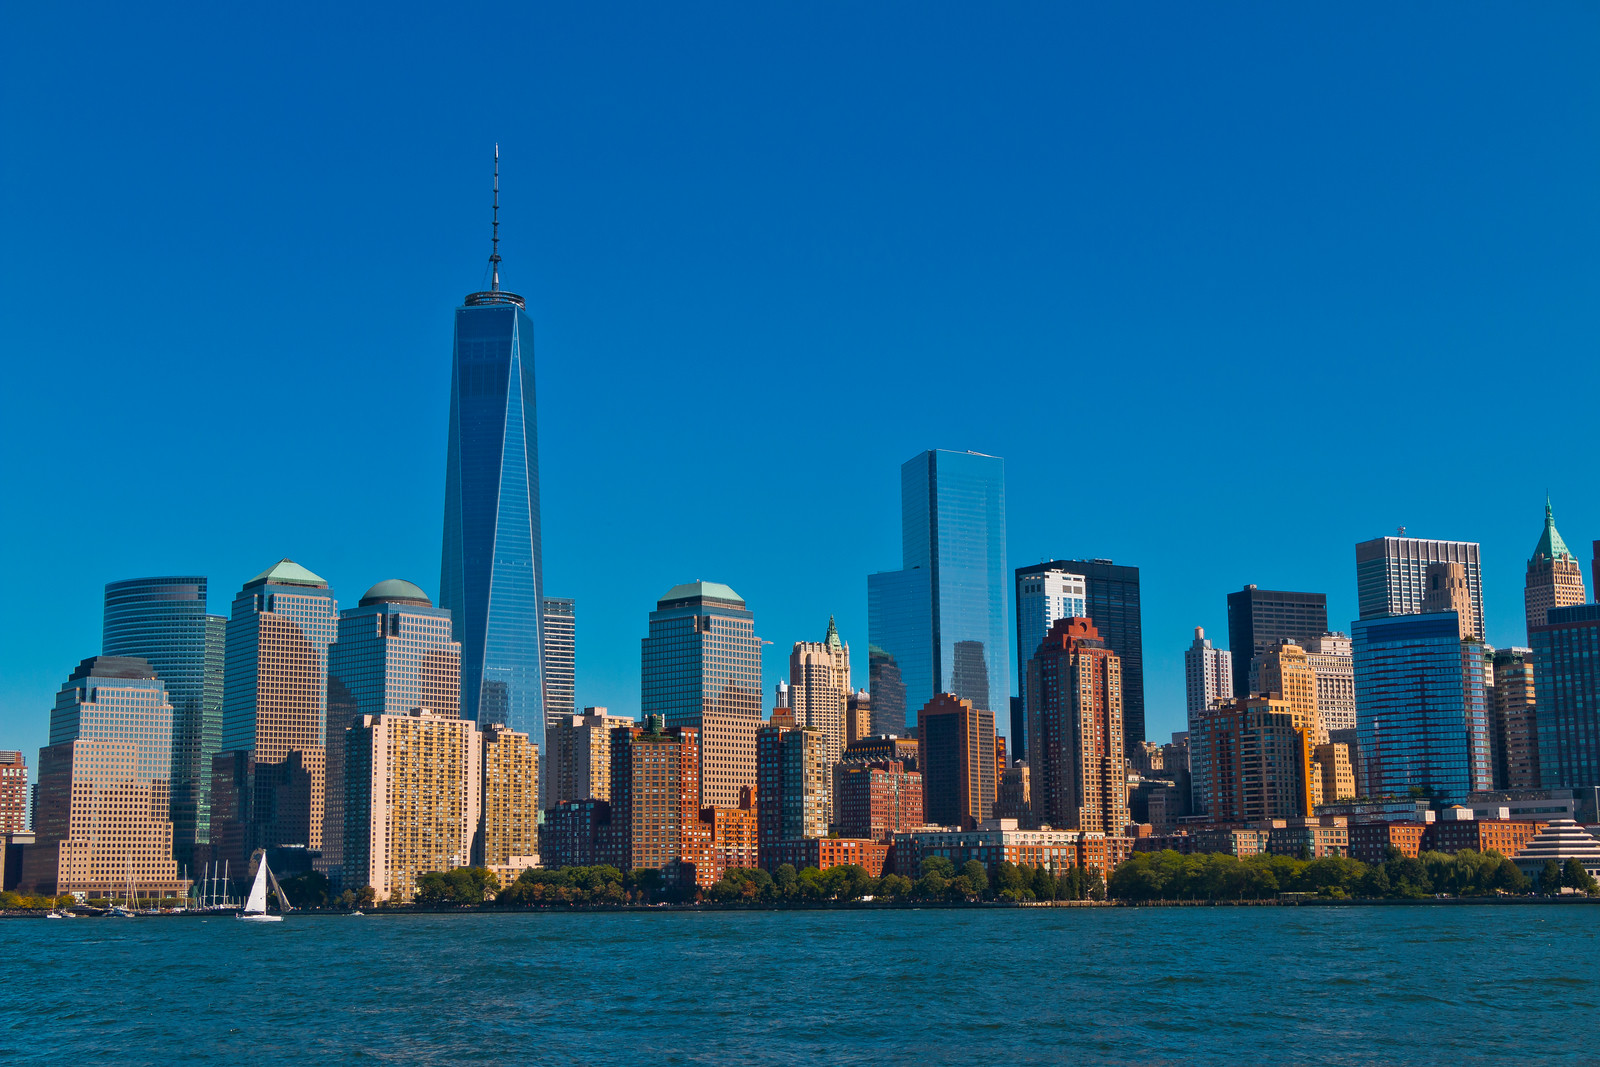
xmin=349 ymin=910 xmax=364 ymax=917
xmin=110 ymin=905 xmax=137 ymax=918
xmin=45 ymin=911 xmax=64 ymax=919
xmin=237 ymin=854 xmax=285 ymax=922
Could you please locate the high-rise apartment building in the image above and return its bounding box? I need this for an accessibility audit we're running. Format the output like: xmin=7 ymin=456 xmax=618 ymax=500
xmin=101 ymin=576 xmax=226 ymax=871
xmin=609 ymin=723 xmax=705 ymax=873
xmin=542 ymin=597 xmax=576 ymax=727
xmin=1014 ymin=569 xmax=1087 ymax=742
xmin=756 ymin=725 xmax=830 ymax=861
xmin=343 ymin=708 xmax=481 ymax=903
xmin=1525 ymin=502 xmax=1585 ymax=635
xmin=1355 ymin=535 xmax=1485 ymax=641
xmin=1531 ymin=604 xmax=1600 ymax=793
xmin=0 ymin=752 xmax=25 ymax=833
xmin=1254 ymin=642 xmax=1322 ymax=743
xmin=845 ymin=690 xmax=872 ymax=746
xmin=21 ymin=657 xmax=186 ymax=896
xmin=324 ymin=579 xmax=459 ymax=882
xmin=641 ymin=582 xmax=763 ymax=809
xmin=918 ymin=693 xmax=997 ymax=829
xmin=212 ymin=560 xmax=338 ymax=863
xmin=834 ymin=760 xmax=923 ymax=842
xmin=869 ymin=450 xmax=1008 ymax=733
xmin=1314 ymin=742 xmax=1356 ymax=804
xmin=1025 ymin=619 xmax=1127 ymax=833
xmin=1490 ymin=648 xmax=1540 ymax=790
xmin=1184 ymin=626 xmax=1233 ymax=726
xmin=1016 ymin=559 xmax=1144 ymax=753
xmin=1305 ymin=633 xmax=1356 ymax=733
xmin=1191 ymin=696 xmax=1316 ymax=823
xmin=439 ymin=200 xmax=546 ymax=745
xmin=789 ymin=618 xmax=851 ymax=766
xmin=545 ymin=707 xmax=634 ymax=807
xmin=1353 ymin=612 xmax=1492 ymax=802
xmin=478 ymin=721 xmax=539 ymax=879
xmin=1226 ymin=586 xmax=1328 ymax=700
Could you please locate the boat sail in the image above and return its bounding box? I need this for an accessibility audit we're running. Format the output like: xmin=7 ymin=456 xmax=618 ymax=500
xmin=237 ymin=853 xmax=285 ymax=922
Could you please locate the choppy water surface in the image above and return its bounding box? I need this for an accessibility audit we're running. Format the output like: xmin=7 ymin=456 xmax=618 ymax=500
xmin=2 ymin=905 xmax=1593 ymax=1065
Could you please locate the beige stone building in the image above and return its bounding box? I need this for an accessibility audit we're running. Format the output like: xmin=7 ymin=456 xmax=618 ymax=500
xmin=1525 ymin=501 xmax=1586 ymax=634
xmin=1305 ymin=633 xmax=1356 ymax=733
xmin=1256 ymin=641 xmax=1323 ymax=743
xmin=789 ymin=618 xmax=851 ymax=768
xmin=1313 ymin=742 xmax=1356 ymax=804
xmin=545 ymin=707 xmax=634 ymax=807
xmin=344 ymin=708 xmax=481 ymax=904
xmin=479 ymin=722 xmax=539 ymax=884
xmin=1424 ymin=561 xmax=1476 ymax=639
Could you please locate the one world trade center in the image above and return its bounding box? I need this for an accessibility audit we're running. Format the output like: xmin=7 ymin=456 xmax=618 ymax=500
xmin=439 ymin=147 xmax=544 ymax=748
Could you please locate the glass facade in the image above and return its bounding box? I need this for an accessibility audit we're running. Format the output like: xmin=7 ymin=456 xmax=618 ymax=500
xmin=1531 ymin=603 xmax=1600 ymax=791
xmin=542 ymin=597 xmax=576 ymax=728
xmin=1352 ymin=612 xmax=1491 ymax=803
xmin=101 ymin=576 xmax=225 ymax=868
xmin=869 ymin=450 xmax=1007 ymax=732
xmin=50 ymin=656 xmax=174 ymax=791
xmin=440 ymin=297 xmax=545 ymax=755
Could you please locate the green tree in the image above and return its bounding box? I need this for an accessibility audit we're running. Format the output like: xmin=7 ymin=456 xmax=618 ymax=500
xmin=1540 ymin=859 xmax=1563 ymax=894
xmin=959 ymin=860 xmax=989 ymax=900
xmin=919 ymin=856 xmax=956 ymax=880
xmin=279 ymin=870 xmax=331 ymax=908
xmin=1492 ymin=857 xmax=1530 ymax=894
xmin=1563 ymin=859 xmax=1598 ymax=895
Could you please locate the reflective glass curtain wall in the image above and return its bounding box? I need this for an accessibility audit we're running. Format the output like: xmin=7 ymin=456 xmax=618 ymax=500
xmin=102 ymin=577 xmax=226 ymax=868
xmin=1531 ymin=603 xmax=1600 ymax=792
xmin=869 ymin=450 xmax=1007 ymax=732
xmin=440 ymin=295 xmax=545 ymax=755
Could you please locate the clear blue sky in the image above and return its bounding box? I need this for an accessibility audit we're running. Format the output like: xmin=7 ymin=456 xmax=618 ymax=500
xmin=3 ymin=5 xmax=1597 ymax=775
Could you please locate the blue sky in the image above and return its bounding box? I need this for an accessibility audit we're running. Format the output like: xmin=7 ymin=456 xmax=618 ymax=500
xmin=2 ymin=4 xmax=1597 ymax=774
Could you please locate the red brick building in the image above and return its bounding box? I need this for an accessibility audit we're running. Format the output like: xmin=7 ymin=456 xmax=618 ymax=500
xmin=1347 ymin=822 xmax=1426 ymax=865
xmin=1422 ymin=818 xmax=1546 ymax=857
xmin=835 ymin=760 xmax=923 ymax=843
xmin=763 ymin=837 xmax=890 ymax=878
xmin=0 ymin=751 xmax=26 ymax=833
xmin=700 ymin=786 xmax=760 ymax=880
xmin=609 ymin=724 xmax=709 ymax=879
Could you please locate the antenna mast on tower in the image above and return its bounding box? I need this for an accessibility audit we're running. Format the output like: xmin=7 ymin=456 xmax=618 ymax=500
xmin=490 ymin=143 xmax=502 ymax=292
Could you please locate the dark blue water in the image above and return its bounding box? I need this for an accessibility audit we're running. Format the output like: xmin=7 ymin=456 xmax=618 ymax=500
xmin=3 ymin=906 xmax=1593 ymax=1065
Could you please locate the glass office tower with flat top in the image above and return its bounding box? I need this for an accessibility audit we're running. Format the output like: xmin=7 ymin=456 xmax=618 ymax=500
xmin=439 ymin=280 xmax=545 ymax=751
xmin=868 ymin=450 xmax=1007 ymax=734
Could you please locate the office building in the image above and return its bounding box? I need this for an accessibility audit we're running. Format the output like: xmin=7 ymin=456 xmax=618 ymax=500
xmin=1420 ymin=562 xmax=1474 ymax=639
xmin=21 ymin=657 xmax=186 ymax=897
xmin=212 ymin=560 xmax=338 ymax=863
xmin=892 ymin=820 xmax=1127 ymax=880
xmin=843 ymin=734 xmax=918 ymax=770
xmin=1531 ymin=604 xmax=1600 ymax=793
xmin=869 ymin=450 xmax=1007 ymax=733
xmin=610 ymin=723 xmax=705 ymax=873
xmin=1015 ymin=569 xmax=1087 ymax=744
xmin=324 ymin=579 xmax=459 ymax=882
xmin=0 ymin=752 xmax=25 ymax=833
xmin=1314 ymin=742 xmax=1356 ymax=804
xmin=1355 ymin=535 xmax=1485 ymax=641
xmin=1525 ymin=501 xmax=1585 ymax=634
xmin=919 ymin=693 xmax=997 ymax=829
xmin=994 ymin=763 xmax=1031 ymax=825
xmin=1026 ymin=618 xmax=1127 ymax=833
xmin=1491 ymin=648 xmax=1540 ymax=790
xmin=1254 ymin=642 xmax=1323 ymax=742
xmin=756 ymin=725 xmax=829 ymax=861
xmin=641 ymin=582 xmax=763 ymax=809
xmin=834 ymin=760 xmax=923 ymax=842
xmin=789 ymin=618 xmax=851 ymax=766
xmin=541 ymin=798 xmax=621 ymax=871
xmin=478 ymin=722 xmax=539 ymax=881
xmin=1016 ymin=559 xmax=1144 ymax=753
xmin=1226 ymin=586 xmax=1328 ymax=700
xmin=545 ymin=708 xmax=634 ymax=807
xmin=102 ymin=576 xmax=226 ymax=870
xmin=540 ymin=597 xmax=576 ymax=730
xmin=845 ymin=690 xmax=872 ymax=746
xmin=439 ymin=202 xmax=546 ymax=743
xmin=1513 ymin=820 xmax=1600 ymax=882
xmin=343 ymin=708 xmax=481 ymax=903
xmin=1184 ymin=627 xmax=1233 ymax=725
xmin=1305 ymin=633 xmax=1356 ymax=733
xmin=1191 ymin=696 xmax=1317 ymax=823
xmin=1353 ymin=612 xmax=1492 ymax=802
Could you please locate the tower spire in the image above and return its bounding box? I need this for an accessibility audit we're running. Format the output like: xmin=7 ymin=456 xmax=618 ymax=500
xmin=490 ymin=144 xmax=502 ymax=291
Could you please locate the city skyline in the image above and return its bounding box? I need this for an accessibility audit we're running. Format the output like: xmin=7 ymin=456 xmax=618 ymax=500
xmin=3 ymin=6 xmax=1598 ymax=781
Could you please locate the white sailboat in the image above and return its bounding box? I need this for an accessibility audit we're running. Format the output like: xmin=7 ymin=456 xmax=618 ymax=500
xmin=237 ymin=854 xmax=284 ymax=922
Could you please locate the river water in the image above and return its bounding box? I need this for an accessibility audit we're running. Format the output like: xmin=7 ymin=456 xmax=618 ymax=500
xmin=3 ymin=905 xmax=1593 ymax=1064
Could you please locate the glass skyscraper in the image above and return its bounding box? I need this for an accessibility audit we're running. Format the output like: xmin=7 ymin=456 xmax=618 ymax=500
xmin=1352 ymin=611 xmax=1492 ymax=803
xmin=439 ymin=279 xmax=545 ymax=752
xmin=1530 ymin=603 xmax=1600 ymax=792
xmin=102 ymin=576 xmax=225 ymax=870
xmin=868 ymin=450 xmax=1007 ymax=732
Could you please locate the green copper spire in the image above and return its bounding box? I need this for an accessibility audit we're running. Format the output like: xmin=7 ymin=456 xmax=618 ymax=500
xmin=825 ymin=615 xmax=843 ymax=651
xmin=1532 ymin=496 xmax=1572 ymax=562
